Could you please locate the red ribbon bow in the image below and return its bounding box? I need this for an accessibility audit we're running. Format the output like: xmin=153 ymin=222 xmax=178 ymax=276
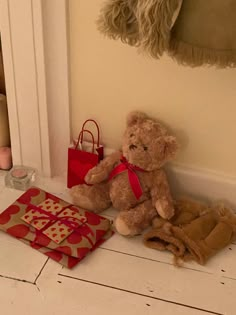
xmin=24 ymin=203 xmax=94 ymax=247
xmin=109 ymin=156 xmax=146 ymax=200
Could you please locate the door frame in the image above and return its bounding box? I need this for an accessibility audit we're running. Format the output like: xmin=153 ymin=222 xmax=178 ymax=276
xmin=0 ymin=0 xmax=70 ymax=177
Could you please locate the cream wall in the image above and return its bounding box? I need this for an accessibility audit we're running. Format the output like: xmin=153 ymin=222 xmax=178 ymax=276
xmin=69 ymin=0 xmax=236 ymax=178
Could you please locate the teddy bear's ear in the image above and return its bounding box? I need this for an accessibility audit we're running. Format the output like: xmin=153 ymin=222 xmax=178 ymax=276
xmin=164 ymin=135 xmax=179 ymax=159
xmin=127 ymin=111 xmax=148 ymax=127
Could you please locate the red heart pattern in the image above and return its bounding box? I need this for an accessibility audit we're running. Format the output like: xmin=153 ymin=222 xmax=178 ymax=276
xmin=7 ymin=224 xmax=30 ymax=238
xmin=45 ymin=251 xmax=63 ymax=262
xmin=18 ymin=188 xmax=41 ymax=204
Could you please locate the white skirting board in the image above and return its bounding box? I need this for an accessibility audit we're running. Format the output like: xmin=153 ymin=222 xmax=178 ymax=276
xmin=166 ymin=163 xmax=236 ymax=207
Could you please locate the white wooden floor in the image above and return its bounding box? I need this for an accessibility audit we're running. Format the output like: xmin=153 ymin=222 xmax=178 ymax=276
xmin=0 ymin=171 xmax=235 ymax=315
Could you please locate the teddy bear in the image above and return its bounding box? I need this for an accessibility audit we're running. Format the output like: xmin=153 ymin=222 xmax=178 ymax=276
xmin=70 ymin=111 xmax=178 ymax=236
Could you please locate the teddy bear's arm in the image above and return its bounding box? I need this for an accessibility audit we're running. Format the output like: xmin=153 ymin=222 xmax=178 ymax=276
xmin=150 ymin=170 xmax=175 ymax=220
xmin=85 ymin=151 xmax=121 ymax=184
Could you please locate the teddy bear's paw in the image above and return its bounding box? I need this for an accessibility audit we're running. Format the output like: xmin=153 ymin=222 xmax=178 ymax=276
xmin=115 ymin=217 xmax=140 ymax=236
xmin=156 ymin=199 xmax=175 ymax=220
xmin=85 ymin=170 xmax=106 ymax=185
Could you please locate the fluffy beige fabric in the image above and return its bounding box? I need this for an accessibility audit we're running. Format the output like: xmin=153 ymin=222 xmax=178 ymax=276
xmin=97 ymin=0 xmax=139 ymax=46
xmin=169 ymin=0 xmax=236 ymax=67
xmin=98 ymin=0 xmax=236 ymax=67
xmin=144 ymin=199 xmax=236 ymax=265
xmin=97 ymin=0 xmax=181 ymax=57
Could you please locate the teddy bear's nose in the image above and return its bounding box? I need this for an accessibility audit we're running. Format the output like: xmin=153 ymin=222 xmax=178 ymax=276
xmin=129 ymin=144 xmax=137 ymax=150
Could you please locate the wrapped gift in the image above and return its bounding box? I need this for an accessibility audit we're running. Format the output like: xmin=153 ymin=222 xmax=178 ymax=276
xmin=0 ymin=187 xmax=114 ymax=268
xmin=21 ymin=198 xmax=88 ymax=244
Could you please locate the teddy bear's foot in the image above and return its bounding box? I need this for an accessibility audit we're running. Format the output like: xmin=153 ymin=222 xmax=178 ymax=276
xmin=115 ymin=217 xmax=134 ymax=236
xmin=70 ymin=183 xmax=111 ymax=213
xmin=115 ymin=200 xmax=157 ymax=236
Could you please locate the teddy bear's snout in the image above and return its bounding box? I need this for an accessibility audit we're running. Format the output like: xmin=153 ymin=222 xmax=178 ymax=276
xmin=129 ymin=144 xmax=137 ymax=150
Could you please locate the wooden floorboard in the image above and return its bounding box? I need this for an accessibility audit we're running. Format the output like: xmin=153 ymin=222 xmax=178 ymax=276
xmin=60 ymin=247 xmax=234 ymax=314
xmin=0 ymin=175 xmax=235 ymax=314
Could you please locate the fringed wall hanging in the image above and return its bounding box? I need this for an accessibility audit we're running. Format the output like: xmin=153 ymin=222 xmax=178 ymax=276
xmin=97 ymin=0 xmax=236 ymax=68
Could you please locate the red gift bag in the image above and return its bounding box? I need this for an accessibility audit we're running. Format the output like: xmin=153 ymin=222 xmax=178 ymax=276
xmin=67 ymin=120 xmax=103 ymax=188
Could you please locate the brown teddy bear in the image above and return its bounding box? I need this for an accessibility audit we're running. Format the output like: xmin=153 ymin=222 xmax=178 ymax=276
xmin=71 ymin=112 xmax=178 ymax=236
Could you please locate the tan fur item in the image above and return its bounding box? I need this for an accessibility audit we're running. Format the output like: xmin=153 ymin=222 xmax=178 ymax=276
xmin=144 ymin=199 xmax=236 ymax=265
xmin=71 ymin=111 xmax=178 ymax=236
xmin=98 ymin=0 xmax=236 ymax=67
xmin=98 ymin=0 xmax=181 ymax=58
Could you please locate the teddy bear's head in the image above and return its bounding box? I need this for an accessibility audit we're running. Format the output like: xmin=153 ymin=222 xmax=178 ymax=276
xmin=122 ymin=111 xmax=178 ymax=171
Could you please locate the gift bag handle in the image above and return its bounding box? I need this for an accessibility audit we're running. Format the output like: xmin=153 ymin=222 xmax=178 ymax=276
xmin=75 ymin=129 xmax=95 ymax=153
xmin=81 ymin=119 xmax=100 ymax=147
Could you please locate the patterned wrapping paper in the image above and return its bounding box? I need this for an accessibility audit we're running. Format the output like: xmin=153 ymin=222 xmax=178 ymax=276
xmin=21 ymin=198 xmax=88 ymax=244
xmin=0 ymin=187 xmax=114 ymax=268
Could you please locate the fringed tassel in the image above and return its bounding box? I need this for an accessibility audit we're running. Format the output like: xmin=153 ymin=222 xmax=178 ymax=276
xmin=173 ymin=255 xmax=184 ymax=267
xmin=97 ymin=0 xmax=140 ymax=46
xmin=136 ymin=0 xmax=182 ymax=58
xmin=169 ymin=38 xmax=236 ymax=68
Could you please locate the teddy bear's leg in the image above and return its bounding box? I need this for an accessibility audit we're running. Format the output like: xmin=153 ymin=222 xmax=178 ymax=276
xmin=115 ymin=200 xmax=157 ymax=236
xmin=151 ymin=171 xmax=176 ymax=220
xmin=155 ymin=197 xmax=175 ymax=220
xmin=70 ymin=182 xmax=111 ymax=213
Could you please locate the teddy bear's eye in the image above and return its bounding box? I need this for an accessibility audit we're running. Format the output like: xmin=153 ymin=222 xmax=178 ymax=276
xmin=143 ymin=146 xmax=148 ymax=151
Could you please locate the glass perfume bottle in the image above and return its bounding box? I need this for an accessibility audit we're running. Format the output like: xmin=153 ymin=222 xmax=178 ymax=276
xmin=5 ymin=165 xmax=37 ymax=191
